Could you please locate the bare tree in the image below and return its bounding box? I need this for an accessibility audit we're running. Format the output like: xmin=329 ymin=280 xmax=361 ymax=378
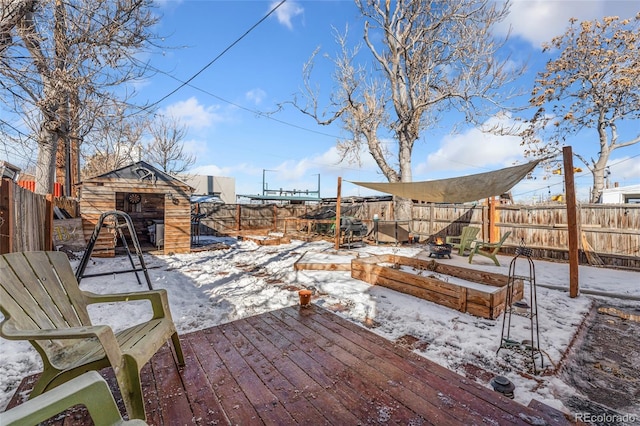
xmin=522 ymin=14 xmax=640 ymax=203
xmin=80 ymin=109 xmax=146 ymax=179
xmin=0 ymin=0 xmax=36 ymax=53
xmin=289 ymin=0 xmax=518 ymax=219
xmin=146 ymin=116 xmax=195 ymax=176
xmin=0 ymin=0 xmax=158 ymax=194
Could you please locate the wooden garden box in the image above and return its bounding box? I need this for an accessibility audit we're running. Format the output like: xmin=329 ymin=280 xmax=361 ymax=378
xmin=351 ymin=254 xmax=523 ymax=319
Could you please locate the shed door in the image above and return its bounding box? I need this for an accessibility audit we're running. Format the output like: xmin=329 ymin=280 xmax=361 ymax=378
xmin=116 ymin=192 xmax=166 ymax=248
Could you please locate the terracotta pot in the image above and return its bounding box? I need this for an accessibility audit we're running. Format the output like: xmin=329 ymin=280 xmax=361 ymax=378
xmin=298 ymin=289 xmax=312 ymax=307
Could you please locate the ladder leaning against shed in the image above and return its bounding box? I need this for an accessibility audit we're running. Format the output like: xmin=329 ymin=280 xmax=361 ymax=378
xmin=75 ymin=211 xmax=153 ymax=290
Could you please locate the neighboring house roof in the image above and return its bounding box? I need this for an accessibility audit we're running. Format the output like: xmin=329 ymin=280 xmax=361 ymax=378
xmin=601 ymin=184 xmax=640 ymax=203
xmin=191 ymin=194 xmax=223 ymax=204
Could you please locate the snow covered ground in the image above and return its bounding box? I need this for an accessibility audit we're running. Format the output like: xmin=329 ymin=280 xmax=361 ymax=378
xmin=1 ymin=236 xmax=639 ymax=419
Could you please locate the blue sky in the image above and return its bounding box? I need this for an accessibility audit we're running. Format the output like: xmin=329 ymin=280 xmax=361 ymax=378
xmin=141 ymin=0 xmax=639 ymax=202
xmin=5 ymin=0 xmax=639 ymax=202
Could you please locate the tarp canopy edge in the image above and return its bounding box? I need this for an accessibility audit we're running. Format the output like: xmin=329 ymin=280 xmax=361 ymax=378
xmin=348 ymin=160 xmax=541 ymax=203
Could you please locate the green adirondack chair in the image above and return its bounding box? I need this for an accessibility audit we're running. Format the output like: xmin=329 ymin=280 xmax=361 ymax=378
xmin=0 ymin=371 xmax=147 ymax=426
xmin=468 ymin=231 xmax=512 ymax=266
xmin=445 ymin=226 xmax=481 ymax=256
xmin=0 ymin=251 xmax=185 ymax=421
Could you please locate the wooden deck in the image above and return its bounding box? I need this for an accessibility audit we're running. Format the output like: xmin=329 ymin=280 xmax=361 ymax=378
xmin=6 ymin=305 xmax=574 ymax=425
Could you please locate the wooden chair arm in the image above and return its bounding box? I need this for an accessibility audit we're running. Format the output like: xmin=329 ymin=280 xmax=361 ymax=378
xmin=83 ymin=289 xmax=172 ymax=320
xmin=2 ymin=320 xmax=125 ymax=370
xmin=1 ymin=321 xmax=113 ymax=341
xmin=473 ymin=240 xmax=492 ymax=249
xmin=476 ymin=240 xmax=504 ymax=250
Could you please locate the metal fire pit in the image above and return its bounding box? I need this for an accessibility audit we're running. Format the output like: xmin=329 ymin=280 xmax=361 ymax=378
xmin=428 ymin=242 xmax=453 ymax=259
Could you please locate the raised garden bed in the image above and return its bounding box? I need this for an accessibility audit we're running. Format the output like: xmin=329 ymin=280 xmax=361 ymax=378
xmin=351 ymin=254 xmax=523 ymax=319
xmin=240 ymin=235 xmax=291 ymax=246
xmin=293 ymin=251 xmax=353 ymax=271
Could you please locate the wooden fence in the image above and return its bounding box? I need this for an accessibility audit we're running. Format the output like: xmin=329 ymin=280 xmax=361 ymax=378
xmin=0 ymin=179 xmax=51 ymax=253
xmin=3 ymin=184 xmax=638 ymax=270
xmin=0 ymin=179 xmax=80 ymax=254
xmin=410 ymin=203 xmax=640 ymax=269
xmin=197 ymin=200 xmax=640 ymax=270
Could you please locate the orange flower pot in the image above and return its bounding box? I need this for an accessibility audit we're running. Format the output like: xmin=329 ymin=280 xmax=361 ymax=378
xmin=298 ymin=289 xmax=312 ymax=307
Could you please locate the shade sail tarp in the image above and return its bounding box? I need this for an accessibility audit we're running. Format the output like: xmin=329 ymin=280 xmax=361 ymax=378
xmin=349 ymin=160 xmax=540 ymax=203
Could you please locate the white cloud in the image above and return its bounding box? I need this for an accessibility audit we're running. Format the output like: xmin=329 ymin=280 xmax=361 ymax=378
xmin=162 ymin=97 xmax=225 ymax=130
xmin=271 ymin=0 xmax=304 ymax=30
xmin=189 ymin=164 xmax=226 ymax=176
xmin=415 ymin=115 xmax=527 ymax=175
xmin=154 ymin=0 xmax=183 ymax=8
xmin=270 ymin=143 xmax=380 ymax=181
xmin=190 ymin=162 xmax=260 ymax=179
xmin=181 ymin=138 xmax=208 ymax=157
xmin=609 ymin=156 xmax=640 ymax=185
xmin=497 ymin=0 xmax=640 ymax=47
xmin=245 ymin=89 xmax=267 ymax=105
xmin=266 ymin=148 xmax=344 ymax=186
xmin=208 ymin=143 xmax=382 ymax=198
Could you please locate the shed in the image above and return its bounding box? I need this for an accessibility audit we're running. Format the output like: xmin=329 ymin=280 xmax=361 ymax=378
xmin=79 ymin=161 xmax=194 ymax=257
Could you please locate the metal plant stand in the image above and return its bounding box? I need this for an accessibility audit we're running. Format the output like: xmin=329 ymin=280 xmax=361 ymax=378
xmin=75 ymin=211 xmax=153 ymax=290
xmin=497 ymin=242 xmax=543 ymax=374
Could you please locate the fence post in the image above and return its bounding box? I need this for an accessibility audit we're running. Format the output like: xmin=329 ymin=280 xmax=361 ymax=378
xmin=236 ymin=204 xmax=241 ymax=232
xmin=563 ymin=146 xmax=580 ymax=297
xmin=45 ymin=194 xmax=54 ymax=250
xmin=489 ymin=196 xmax=499 ymax=243
xmin=335 ymin=177 xmax=342 ymax=250
xmin=480 ymin=201 xmax=488 ymax=242
xmin=273 ymin=204 xmax=277 ymax=231
xmin=429 ymin=203 xmax=434 ymax=236
xmin=0 ymin=180 xmax=14 ymax=254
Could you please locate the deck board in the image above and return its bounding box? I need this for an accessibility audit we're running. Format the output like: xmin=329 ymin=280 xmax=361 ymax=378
xmin=4 ymin=305 xmax=574 ymax=425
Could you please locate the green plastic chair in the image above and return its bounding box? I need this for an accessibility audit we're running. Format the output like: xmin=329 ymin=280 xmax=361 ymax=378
xmin=445 ymin=226 xmax=480 ymax=255
xmin=0 ymin=371 xmax=147 ymax=426
xmin=0 ymin=251 xmax=185 ymax=421
xmin=468 ymin=231 xmax=512 ymax=266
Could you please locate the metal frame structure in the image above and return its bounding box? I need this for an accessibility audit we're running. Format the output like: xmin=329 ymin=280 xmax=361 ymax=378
xmin=75 ymin=211 xmax=153 ymax=290
xmin=497 ymin=242 xmax=543 ymax=374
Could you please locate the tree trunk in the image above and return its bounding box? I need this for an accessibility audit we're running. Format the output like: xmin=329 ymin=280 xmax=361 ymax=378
xmin=394 ymin=136 xmax=413 ymax=221
xmin=590 ymin=122 xmax=611 ymax=203
xmin=394 ymin=197 xmax=412 ymax=222
xmin=35 ymin=128 xmax=58 ymax=195
xmin=590 ymin=158 xmax=608 ymax=203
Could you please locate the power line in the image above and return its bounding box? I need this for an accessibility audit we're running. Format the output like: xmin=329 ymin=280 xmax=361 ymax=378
xmin=138 ymin=62 xmax=341 ymax=140
xmin=511 ymin=152 xmax=640 ymax=199
xmin=127 ymin=0 xmax=342 ymax=140
xmin=142 ymin=0 xmax=288 ymax=112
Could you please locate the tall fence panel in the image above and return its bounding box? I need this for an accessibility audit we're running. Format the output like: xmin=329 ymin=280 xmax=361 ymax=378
xmin=197 ymin=200 xmax=638 ymax=269
xmin=495 ymin=203 xmax=640 ymax=268
xmin=414 ymin=202 xmax=639 ymax=269
xmin=0 ymin=179 xmax=52 ymax=253
xmin=0 ymin=180 xmax=79 ymax=254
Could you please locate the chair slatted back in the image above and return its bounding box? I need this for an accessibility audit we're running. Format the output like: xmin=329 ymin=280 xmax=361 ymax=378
xmin=0 ymin=252 xmax=92 ymax=333
xmin=461 ymin=226 xmax=480 ymax=242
